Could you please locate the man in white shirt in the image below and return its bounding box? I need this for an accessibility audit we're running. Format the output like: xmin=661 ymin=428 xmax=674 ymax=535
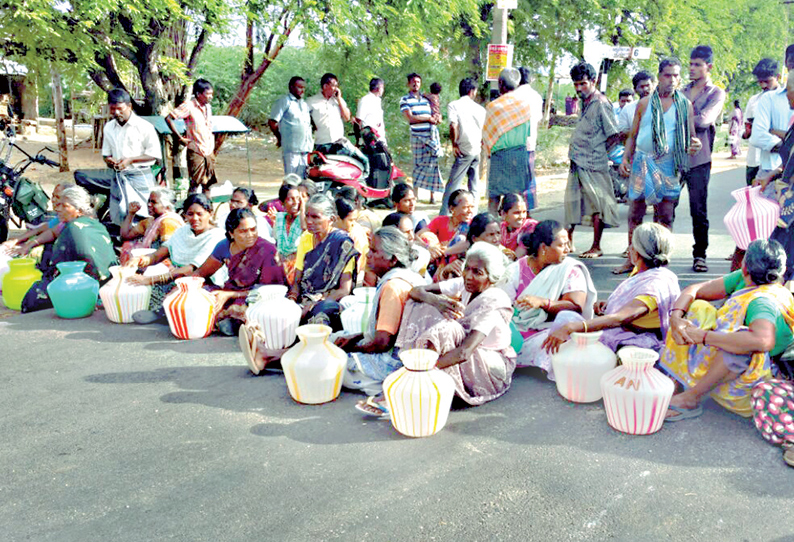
xmin=101 ymin=88 xmax=161 ymax=225
xmin=306 ymin=72 xmax=369 ymax=177
xmin=515 ymin=67 xmax=544 ymax=199
xmin=617 ymin=71 xmax=655 ymax=136
xmin=746 ymin=58 xmax=783 ymax=183
xmin=356 ymin=78 xmax=386 ymax=144
xmin=440 ymin=78 xmax=486 ymax=215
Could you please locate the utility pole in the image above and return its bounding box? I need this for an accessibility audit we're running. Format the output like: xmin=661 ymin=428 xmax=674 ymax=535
xmin=490 ymin=6 xmax=509 ymax=99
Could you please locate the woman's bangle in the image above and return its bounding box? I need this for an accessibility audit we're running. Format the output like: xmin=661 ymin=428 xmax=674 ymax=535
xmin=545 ymin=299 xmax=552 ymax=311
xmin=702 ymin=331 xmax=708 ymax=346
xmin=671 ymin=307 xmax=685 ymax=316
xmin=582 ymin=320 xmax=588 ymax=333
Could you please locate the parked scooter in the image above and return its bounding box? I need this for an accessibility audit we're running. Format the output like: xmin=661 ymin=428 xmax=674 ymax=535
xmin=0 ymin=121 xmax=56 ymax=242
xmin=307 ymin=126 xmax=405 ymax=203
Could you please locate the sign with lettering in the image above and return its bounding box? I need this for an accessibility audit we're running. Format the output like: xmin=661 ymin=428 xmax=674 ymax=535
xmin=486 ymin=44 xmax=514 ymax=82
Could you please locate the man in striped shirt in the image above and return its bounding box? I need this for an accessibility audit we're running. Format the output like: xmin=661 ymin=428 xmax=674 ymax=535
xmin=400 ymin=73 xmax=443 ymax=197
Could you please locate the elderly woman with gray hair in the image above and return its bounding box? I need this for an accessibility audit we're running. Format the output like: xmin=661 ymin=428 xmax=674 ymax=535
xmin=21 ymin=186 xmax=117 ymax=313
xmin=660 ymin=239 xmax=794 ymax=420
xmin=543 ymin=222 xmax=680 ymax=356
xmin=387 ymin=241 xmax=517 ymax=407
xmin=287 ymin=193 xmax=358 ymax=330
xmin=119 ymin=186 xmax=183 ymax=264
xmin=334 ymin=227 xmax=425 ymax=405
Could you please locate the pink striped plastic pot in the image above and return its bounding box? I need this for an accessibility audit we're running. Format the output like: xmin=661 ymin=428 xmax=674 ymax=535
xmin=723 ymin=185 xmax=780 ymax=250
xmin=600 ymin=346 xmax=674 ymax=435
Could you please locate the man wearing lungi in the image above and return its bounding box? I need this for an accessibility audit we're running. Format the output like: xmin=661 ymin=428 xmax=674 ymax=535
xmin=614 ymin=58 xmax=701 ymax=274
xmin=400 ymin=73 xmax=443 ymax=198
xmin=166 ymin=78 xmax=216 ymax=195
xmin=102 ymin=88 xmax=161 ymax=226
xmin=482 ymin=68 xmax=535 ymax=216
xmin=564 ymin=62 xmax=622 ymax=258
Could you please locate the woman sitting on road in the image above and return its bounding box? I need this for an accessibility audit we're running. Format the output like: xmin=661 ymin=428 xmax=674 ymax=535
xmin=498 ymin=220 xmax=596 ymax=379
xmin=119 ymin=187 xmax=184 ymax=264
xmin=193 ymin=208 xmax=285 ymax=336
xmin=127 ymin=193 xmax=225 ymax=323
xmin=21 ymin=186 xmax=116 ymax=313
xmin=417 ymin=188 xmax=475 ymax=278
xmin=391 ymin=183 xmax=428 ymax=233
xmin=498 ymin=193 xmax=537 ymax=259
xmin=334 ymin=227 xmax=425 ymax=399
xmin=661 ymin=239 xmax=794 ymax=420
xmin=334 ymin=196 xmax=369 ymax=285
xmin=542 ymin=222 xmax=680 ymax=367
xmin=216 ymin=187 xmax=274 ymax=243
xmin=287 ymin=194 xmax=358 ymax=330
xmin=271 ymin=183 xmax=304 ymax=284
xmin=390 ymin=242 xmax=516 ymax=407
xmin=3 ymin=184 xmax=70 ymax=272
xmin=434 ymin=212 xmax=503 ymax=281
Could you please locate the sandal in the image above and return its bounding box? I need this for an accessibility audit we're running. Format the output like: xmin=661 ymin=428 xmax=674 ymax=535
xmin=238 ymin=325 xmax=264 ymax=375
xmin=692 ymin=257 xmax=708 ymax=273
xmin=355 ymin=396 xmax=390 ymax=420
xmin=664 ymin=404 xmax=703 ymax=422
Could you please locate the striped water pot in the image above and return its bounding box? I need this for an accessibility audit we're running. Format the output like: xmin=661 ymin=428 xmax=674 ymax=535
xmin=724 ymin=185 xmax=780 ymax=250
xmin=163 ymin=277 xmax=215 ymax=340
xmin=551 ymin=331 xmax=617 ymax=403
xmin=99 ymin=266 xmax=152 ymax=324
xmin=600 ymin=346 xmax=674 ymax=435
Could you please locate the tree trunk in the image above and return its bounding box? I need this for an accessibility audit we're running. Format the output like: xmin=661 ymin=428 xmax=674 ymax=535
xmin=51 ymin=68 xmax=69 ymax=172
xmin=543 ymin=52 xmax=558 ymax=126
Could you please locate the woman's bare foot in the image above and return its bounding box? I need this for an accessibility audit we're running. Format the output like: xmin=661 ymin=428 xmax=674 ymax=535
xmin=579 ymin=248 xmax=603 ymax=259
xmin=611 ymin=259 xmax=634 ymax=275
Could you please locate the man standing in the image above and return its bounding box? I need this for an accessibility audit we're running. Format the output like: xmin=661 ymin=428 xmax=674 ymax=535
xmin=618 ymin=71 xmax=655 ymax=138
xmin=564 ymin=62 xmax=622 ymax=258
xmin=680 ymin=45 xmax=726 ymax=273
xmin=743 ymin=59 xmax=780 ymax=185
xmin=102 ymin=88 xmax=161 ymax=226
xmin=516 ymin=67 xmax=544 ymax=207
xmin=749 ymin=59 xmax=790 ymax=186
xmin=440 ymin=78 xmax=486 ymax=215
xmin=400 ymin=73 xmax=443 ymax=198
xmin=356 ymin=78 xmax=386 ymax=144
xmin=165 ymin=79 xmax=215 ymax=195
xmin=269 ymin=76 xmax=313 ymax=178
xmin=482 ymin=68 xmax=534 ymax=215
xmin=615 ymin=89 xmax=634 ymax=119
xmin=307 ymin=73 xmax=369 ymax=177
xmin=614 ymin=58 xmax=700 ymax=274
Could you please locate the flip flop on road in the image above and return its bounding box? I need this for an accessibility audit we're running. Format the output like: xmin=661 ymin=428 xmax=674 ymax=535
xmin=579 ymin=249 xmax=603 ymax=259
xmin=355 ymin=396 xmax=390 ymax=420
xmin=664 ymin=405 xmax=704 ymax=422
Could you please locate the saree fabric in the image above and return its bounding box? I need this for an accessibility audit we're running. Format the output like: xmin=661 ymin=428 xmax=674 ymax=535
xmin=21 ymin=216 xmax=117 ymax=313
xmin=209 ymin=237 xmax=285 ymax=322
xmin=395 ymin=285 xmax=516 ymax=406
xmin=119 ymin=212 xmax=184 ymax=264
xmin=661 ymin=284 xmax=794 ymax=417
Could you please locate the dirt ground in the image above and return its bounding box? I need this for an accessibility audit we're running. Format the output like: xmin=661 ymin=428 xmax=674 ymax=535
xmin=8 ymin=123 xmax=744 ymax=226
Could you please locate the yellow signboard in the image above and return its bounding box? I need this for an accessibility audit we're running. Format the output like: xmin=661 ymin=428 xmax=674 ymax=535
xmin=486 ymin=44 xmax=514 ymax=82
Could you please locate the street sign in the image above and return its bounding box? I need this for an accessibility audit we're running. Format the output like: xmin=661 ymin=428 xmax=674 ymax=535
xmin=485 ymin=44 xmax=514 ymax=81
xmin=496 ymin=0 xmax=517 ymax=8
xmin=606 ymin=46 xmax=652 ymax=60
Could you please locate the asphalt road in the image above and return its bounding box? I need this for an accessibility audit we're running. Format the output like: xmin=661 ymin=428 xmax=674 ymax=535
xmin=3 ymin=162 xmax=794 ymax=542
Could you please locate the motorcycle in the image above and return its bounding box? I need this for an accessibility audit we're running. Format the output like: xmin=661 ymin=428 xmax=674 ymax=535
xmin=0 ymin=121 xmax=57 ymax=243
xmin=307 ymin=126 xmax=405 ymax=204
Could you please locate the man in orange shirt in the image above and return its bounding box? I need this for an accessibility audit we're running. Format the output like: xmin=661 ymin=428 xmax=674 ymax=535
xmin=166 ymin=79 xmax=216 ymax=195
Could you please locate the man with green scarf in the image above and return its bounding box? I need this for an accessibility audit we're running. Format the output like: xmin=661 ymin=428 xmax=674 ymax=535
xmin=613 ymin=58 xmax=702 ymax=274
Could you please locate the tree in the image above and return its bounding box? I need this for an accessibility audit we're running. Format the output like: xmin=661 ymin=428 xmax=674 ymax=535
xmin=2 ymin=0 xmax=229 ymax=114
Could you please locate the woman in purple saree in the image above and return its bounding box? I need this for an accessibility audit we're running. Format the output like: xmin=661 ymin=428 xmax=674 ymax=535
xmin=542 ymin=222 xmax=680 ymax=358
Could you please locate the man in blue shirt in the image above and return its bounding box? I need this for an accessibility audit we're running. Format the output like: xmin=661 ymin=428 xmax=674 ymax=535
xmin=269 ymin=77 xmax=313 ymax=178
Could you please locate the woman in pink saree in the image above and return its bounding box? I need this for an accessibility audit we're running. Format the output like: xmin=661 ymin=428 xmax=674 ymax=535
xmin=394 ymin=242 xmax=516 ymax=406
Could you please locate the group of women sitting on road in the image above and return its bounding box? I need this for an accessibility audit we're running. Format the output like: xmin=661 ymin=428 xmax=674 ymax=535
xmin=4 ymin=179 xmax=794 ymax=469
